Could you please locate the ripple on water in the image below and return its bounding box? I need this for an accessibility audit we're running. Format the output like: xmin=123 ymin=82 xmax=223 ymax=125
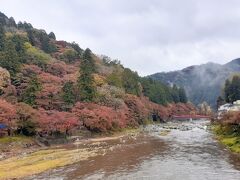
xmin=27 ymin=120 xmax=240 ymax=180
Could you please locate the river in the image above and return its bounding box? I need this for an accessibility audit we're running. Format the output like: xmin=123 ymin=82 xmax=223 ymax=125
xmin=28 ymin=120 xmax=240 ymax=180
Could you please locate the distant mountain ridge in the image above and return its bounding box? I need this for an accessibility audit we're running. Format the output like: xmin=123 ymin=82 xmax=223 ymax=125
xmin=149 ymin=59 xmax=240 ymax=108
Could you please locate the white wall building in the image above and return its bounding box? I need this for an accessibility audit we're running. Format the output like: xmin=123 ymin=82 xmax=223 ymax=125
xmin=217 ymin=100 xmax=240 ymax=119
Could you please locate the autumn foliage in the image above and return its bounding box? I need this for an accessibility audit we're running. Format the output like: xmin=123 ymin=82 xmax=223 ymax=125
xmin=220 ymin=111 xmax=240 ymax=125
xmin=0 ymin=99 xmax=21 ymax=136
xmin=72 ymin=102 xmax=128 ymax=132
xmin=0 ymin=45 xmax=197 ymax=135
xmin=0 ymin=99 xmax=16 ymax=130
xmin=0 ymin=99 xmax=81 ymax=136
xmin=38 ymin=109 xmax=80 ymax=135
xmin=0 ymin=12 xmax=197 ymax=137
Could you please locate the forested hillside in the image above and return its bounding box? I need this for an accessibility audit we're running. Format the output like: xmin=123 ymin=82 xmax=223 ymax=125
xmin=0 ymin=12 xmax=194 ymax=137
xmin=150 ymin=60 xmax=240 ymax=108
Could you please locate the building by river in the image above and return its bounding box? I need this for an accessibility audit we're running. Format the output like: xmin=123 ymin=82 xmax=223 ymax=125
xmin=217 ymin=100 xmax=240 ymax=119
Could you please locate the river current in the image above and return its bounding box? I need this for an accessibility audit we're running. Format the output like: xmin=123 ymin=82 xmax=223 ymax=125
xmin=28 ymin=120 xmax=240 ymax=180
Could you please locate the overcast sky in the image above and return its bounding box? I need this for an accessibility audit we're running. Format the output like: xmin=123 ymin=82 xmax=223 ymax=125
xmin=1 ymin=0 xmax=240 ymax=75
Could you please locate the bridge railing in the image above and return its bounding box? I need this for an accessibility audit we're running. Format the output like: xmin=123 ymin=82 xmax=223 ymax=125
xmin=172 ymin=115 xmax=210 ymax=119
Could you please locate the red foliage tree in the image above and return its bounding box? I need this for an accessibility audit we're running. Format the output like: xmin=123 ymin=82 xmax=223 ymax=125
xmin=124 ymin=95 xmax=148 ymax=126
xmin=37 ymin=84 xmax=62 ymax=98
xmin=37 ymin=72 xmax=63 ymax=109
xmin=72 ymin=102 xmax=128 ymax=132
xmin=39 ymin=72 xmax=63 ymax=84
xmin=125 ymin=95 xmax=197 ymax=122
xmin=46 ymin=61 xmax=68 ymax=77
xmin=0 ymin=99 xmax=17 ymax=135
xmin=16 ymin=102 xmax=39 ymax=135
xmin=22 ymin=64 xmax=42 ymax=75
xmin=55 ymin=41 xmax=67 ymax=48
xmin=38 ymin=109 xmax=80 ymax=135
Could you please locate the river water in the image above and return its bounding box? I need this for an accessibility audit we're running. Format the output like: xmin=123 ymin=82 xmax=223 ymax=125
xmin=29 ymin=120 xmax=240 ymax=180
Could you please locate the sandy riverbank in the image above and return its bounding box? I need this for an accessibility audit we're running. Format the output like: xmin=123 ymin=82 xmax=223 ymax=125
xmin=0 ymin=128 xmax=140 ymax=179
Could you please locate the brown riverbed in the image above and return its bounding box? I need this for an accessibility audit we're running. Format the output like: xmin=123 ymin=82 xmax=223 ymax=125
xmin=25 ymin=120 xmax=240 ymax=180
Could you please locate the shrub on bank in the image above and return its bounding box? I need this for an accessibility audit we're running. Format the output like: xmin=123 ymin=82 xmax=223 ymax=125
xmin=220 ymin=111 xmax=240 ymax=126
xmin=213 ymin=124 xmax=240 ymax=153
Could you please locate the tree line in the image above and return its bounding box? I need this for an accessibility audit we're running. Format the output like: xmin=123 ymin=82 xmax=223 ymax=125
xmin=217 ymin=75 xmax=240 ymax=108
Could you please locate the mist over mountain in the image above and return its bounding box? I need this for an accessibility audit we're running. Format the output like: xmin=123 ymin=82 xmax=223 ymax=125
xmin=150 ymin=58 xmax=240 ymax=108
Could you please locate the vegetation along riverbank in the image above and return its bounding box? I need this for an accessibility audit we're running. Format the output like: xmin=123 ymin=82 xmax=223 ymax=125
xmin=213 ymin=76 xmax=240 ymax=153
xmin=212 ymin=114 xmax=240 ymax=153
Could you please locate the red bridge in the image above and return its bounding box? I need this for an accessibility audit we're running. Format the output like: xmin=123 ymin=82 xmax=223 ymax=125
xmin=172 ymin=115 xmax=210 ymax=120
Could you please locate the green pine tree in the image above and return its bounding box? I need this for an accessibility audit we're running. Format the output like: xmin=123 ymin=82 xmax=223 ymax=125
xmin=179 ymin=87 xmax=188 ymax=103
xmin=229 ymin=76 xmax=240 ymax=102
xmin=21 ymin=76 xmax=42 ymax=106
xmin=172 ymin=84 xmax=180 ymax=103
xmin=0 ymin=26 xmax=4 ymax=51
xmin=224 ymin=79 xmax=231 ymax=103
xmin=0 ymin=38 xmax=21 ymax=76
xmin=10 ymin=34 xmax=27 ymax=63
xmin=39 ymin=31 xmax=57 ymax=53
xmin=140 ymin=77 xmax=173 ymax=105
xmin=224 ymin=76 xmax=240 ymax=103
xmin=48 ymin=32 xmax=56 ymax=40
xmin=77 ymin=48 xmax=96 ymax=102
xmin=217 ymin=96 xmax=224 ymax=109
xmin=122 ymin=68 xmax=141 ymax=96
xmin=62 ymin=81 xmax=75 ymax=105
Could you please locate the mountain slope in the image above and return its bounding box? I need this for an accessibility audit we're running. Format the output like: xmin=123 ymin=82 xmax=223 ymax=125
xmin=150 ymin=59 xmax=240 ymax=108
xmin=0 ymin=11 xmax=197 ymax=137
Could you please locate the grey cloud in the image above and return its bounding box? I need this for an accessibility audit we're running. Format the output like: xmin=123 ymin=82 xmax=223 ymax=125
xmin=1 ymin=0 xmax=240 ymax=75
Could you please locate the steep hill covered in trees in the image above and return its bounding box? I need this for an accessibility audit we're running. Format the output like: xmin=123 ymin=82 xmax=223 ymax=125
xmin=150 ymin=59 xmax=240 ymax=108
xmin=0 ymin=12 xmax=195 ymax=137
